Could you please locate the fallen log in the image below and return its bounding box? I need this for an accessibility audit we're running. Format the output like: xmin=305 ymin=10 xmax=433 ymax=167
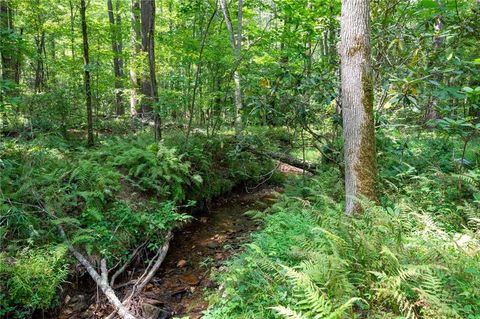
xmin=243 ymin=145 xmax=319 ymax=174
xmin=58 ymin=226 xmax=136 ymax=319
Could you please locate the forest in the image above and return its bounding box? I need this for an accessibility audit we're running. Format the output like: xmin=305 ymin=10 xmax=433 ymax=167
xmin=1 ymin=0 xmax=479 ymax=318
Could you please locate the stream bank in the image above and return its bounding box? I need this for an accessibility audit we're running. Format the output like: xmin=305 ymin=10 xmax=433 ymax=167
xmin=57 ymin=185 xmax=283 ymax=319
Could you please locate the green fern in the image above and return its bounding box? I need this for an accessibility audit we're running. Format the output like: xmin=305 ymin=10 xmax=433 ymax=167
xmin=275 ymin=265 xmax=360 ymax=319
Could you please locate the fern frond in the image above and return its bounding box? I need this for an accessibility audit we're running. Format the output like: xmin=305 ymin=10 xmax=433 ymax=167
xmin=272 ymin=306 xmax=307 ymax=319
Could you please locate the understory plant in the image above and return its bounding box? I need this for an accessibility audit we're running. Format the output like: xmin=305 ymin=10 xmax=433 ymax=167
xmin=205 ymin=136 xmax=480 ymax=319
xmin=0 ymin=131 xmax=276 ymax=316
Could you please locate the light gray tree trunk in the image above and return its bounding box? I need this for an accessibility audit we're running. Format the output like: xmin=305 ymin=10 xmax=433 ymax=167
xmin=339 ymin=0 xmax=377 ymax=215
xmin=129 ymin=0 xmax=140 ymax=116
xmin=220 ymin=0 xmax=243 ymax=137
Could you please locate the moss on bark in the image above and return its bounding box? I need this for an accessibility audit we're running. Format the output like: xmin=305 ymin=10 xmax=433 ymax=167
xmin=352 ymin=66 xmax=378 ymax=213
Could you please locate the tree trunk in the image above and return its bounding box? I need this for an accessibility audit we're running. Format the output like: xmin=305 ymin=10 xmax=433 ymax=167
xmin=140 ymin=0 xmax=161 ymax=139
xmin=108 ymin=0 xmax=125 ymax=116
xmin=0 ymin=0 xmax=21 ymax=87
xmin=339 ymin=0 xmax=377 ymax=215
xmin=80 ymin=0 xmax=94 ymax=146
xmin=425 ymin=0 xmax=444 ymax=122
xmin=34 ymin=31 xmax=46 ymax=92
xmin=129 ymin=0 xmax=140 ymax=117
xmin=245 ymin=145 xmax=319 ymax=174
xmin=220 ymin=0 xmax=243 ymax=137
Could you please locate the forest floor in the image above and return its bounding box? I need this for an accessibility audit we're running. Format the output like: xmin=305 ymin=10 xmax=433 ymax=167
xmin=57 ymin=178 xmax=291 ymax=319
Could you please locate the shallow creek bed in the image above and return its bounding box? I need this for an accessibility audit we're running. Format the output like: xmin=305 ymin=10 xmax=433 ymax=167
xmin=56 ymin=185 xmax=283 ymax=319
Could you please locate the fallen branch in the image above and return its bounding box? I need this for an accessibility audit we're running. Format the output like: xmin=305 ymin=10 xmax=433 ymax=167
xmin=58 ymin=226 xmax=136 ymax=319
xmin=110 ymin=240 xmax=148 ymax=287
xmin=135 ymin=232 xmax=172 ymax=293
xmin=106 ymin=232 xmax=173 ymax=319
xmin=243 ymin=145 xmax=319 ymax=174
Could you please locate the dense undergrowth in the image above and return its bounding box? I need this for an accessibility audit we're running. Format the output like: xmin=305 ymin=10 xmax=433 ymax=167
xmin=205 ymin=129 xmax=480 ymax=319
xmin=0 ymin=130 xmax=277 ymax=317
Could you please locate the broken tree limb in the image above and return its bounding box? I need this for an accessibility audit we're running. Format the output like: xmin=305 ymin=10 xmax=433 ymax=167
xmin=110 ymin=240 xmax=148 ymax=287
xmin=243 ymin=145 xmax=319 ymax=174
xmin=105 ymin=231 xmax=173 ymax=319
xmin=135 ymin=232 xmax=172 ymax=293
xmin=58 ymin=226 xmax=136 ymax=319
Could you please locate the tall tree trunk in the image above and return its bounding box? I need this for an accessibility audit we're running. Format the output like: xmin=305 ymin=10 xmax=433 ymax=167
xmin=425 ymin=0 xmax=444 ymax=122
xmin=34 ymin=31 xmax=46 ymax=92
xmin=140 ymin=0 xmax=161 ymax=139
xmin=0 ymin=0 xmax=21 ymax=87
xmin=108 ymin=0 xmax=125 ymax=116
xmin=220 ymin=0 xmax=243 ymax=137
xmin=80 ymin=0 xmax=94 ymax=146
xmin=69 ymin=0 xmax=76 ymax=60
xmin=129 ymin=0 xmax=140 ymax=116
xmin=339 ymin=0 xmax=377 ymax=215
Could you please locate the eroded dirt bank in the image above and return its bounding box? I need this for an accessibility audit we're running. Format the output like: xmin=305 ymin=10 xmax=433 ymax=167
xmin=57 ymin=185 xmax=282 ymax=319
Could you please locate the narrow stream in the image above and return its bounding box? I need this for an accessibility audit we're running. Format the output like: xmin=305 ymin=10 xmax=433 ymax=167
xmin=58 ymin=185 xmax=282 ymax=319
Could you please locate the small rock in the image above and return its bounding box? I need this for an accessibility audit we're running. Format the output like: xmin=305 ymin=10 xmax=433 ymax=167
xmin=142 ymin=303 xmax=168 ymax=319
xmin=179 ymin=273 xmax=200 ymax=285
xmin=200 ymin=217 xmax=208 ymax=223
xmin=177 ymin=259 xmax=188 ymax=268
xmin=207 ymin=242 xmax=219 ymax=249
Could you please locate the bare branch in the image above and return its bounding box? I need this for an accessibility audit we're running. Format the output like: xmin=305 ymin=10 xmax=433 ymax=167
xmin=58 ymin=226 xmax=136 ymax=319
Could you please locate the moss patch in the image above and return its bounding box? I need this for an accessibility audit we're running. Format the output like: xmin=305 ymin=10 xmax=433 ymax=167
xmin=352 ymin=65 xmax=378 ymax=213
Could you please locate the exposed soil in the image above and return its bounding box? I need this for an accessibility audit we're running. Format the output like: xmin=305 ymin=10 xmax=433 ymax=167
xmin=57 ymin=185 xmax=283 ymax=319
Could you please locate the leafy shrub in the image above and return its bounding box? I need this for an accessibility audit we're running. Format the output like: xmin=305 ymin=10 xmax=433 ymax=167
xmin=0 ymin=245 xmax=68 ymax=317
xmin=1 ymin=132 xmax=275 ymax=316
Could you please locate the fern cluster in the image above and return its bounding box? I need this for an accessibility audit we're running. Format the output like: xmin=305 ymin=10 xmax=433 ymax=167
xmin=0 ymin=131 xmax=277 ymax=316
xmin=205 ymin=158 xmax=480 ymax=319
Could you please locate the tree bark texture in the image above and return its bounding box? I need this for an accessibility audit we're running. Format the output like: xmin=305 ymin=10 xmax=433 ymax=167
xmin=140 ymin=0 xmax=161 ymax=139
xmin=129 ymin=0 xmax=141 ymax=116
xmin=220 ymin=0 xmax=243 ymax=137
xmin=339 ymin=0 xmax=377 ymax=214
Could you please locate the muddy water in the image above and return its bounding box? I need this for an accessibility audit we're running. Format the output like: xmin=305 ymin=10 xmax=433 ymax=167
xmin=59 ymin=185 xmax=282 ymax=319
